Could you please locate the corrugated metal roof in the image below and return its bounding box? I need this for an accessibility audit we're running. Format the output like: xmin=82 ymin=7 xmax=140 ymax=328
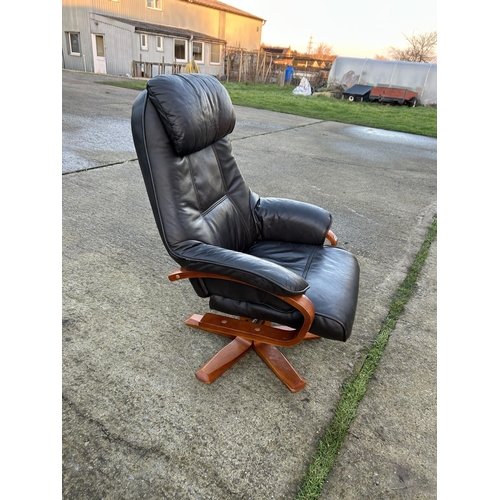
xmin=102 ymin=15 xmax=226 ymax=43
xmin=262 ymin=46 xmax=291 ymax=55
xmin=180 ymin=0 xmax=264 ymax=21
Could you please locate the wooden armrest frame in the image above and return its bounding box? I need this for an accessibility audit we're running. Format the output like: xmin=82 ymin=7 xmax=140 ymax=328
xmin=326 ymin=229 xmax=338 ymax=246
xmin=168 ymin=267 xmax=315 ymax=347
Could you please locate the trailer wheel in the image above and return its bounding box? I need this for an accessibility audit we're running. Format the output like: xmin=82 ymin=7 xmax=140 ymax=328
xmin=408 ymin=98 xmax=417 ymax=107
xmin=348 ymin=95 xmax=355 ymax=102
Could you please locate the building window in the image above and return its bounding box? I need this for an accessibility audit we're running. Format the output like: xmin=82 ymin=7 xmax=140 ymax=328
xmin=141 ymin=34 xmax=148 ymax=50
xmin=156 ymin=36 xmax=163 ymax=52
xmin=147 ymin=0 xmax=162 ymax=10
xmin=95 ymin=35 xmax=105 ymax=57
xmin=192 ymin=41 xmax=203 ymax=63
xmin=67 ymin=32 xmax=81 ymax=56
xmin=210 ymin=43 xmax=221 ymax=65
xmin=174 ymin=39 xmax=187 ymax=61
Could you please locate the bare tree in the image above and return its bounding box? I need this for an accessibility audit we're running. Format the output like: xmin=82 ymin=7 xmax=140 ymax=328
xmin=388 ymin=31 xmax=437 ymax=63
xmin=311 ymin=42 xmax=335 ymax=60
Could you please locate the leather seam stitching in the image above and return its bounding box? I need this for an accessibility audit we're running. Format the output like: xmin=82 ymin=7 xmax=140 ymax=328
xmin=201 ymin=195 xmax=228 ymax=217
xmin=302 ymin=246 xmax=319 ymax=279
xmin=211 ymin=143 xmax=254 ymax=243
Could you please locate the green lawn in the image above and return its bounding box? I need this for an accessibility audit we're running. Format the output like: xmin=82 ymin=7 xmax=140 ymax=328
xmin=99 ymin=79 xmax=437 ymax=138
xmin=224 ymin=82 xmax=436 ymax=138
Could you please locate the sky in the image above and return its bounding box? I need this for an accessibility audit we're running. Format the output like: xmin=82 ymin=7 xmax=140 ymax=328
xmin=227 ymin=0 xmax=437 ymax=59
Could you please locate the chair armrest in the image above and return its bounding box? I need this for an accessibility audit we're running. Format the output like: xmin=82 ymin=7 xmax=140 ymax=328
xmin=325 ymin=229 xmax=338 ymax=246
xmin=169 ymin=267 xmax=315 ymax=347
xmin=254 ymin=197 xmax=333 ymax=245
xmin=176 ymin=243 xmax=309 ymax=297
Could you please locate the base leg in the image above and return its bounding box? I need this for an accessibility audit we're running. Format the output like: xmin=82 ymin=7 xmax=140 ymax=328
xmin=195 ymin=337 xmax=252 ymax=385
xmin=253 ymin=341 xmax=307 ymax=392
xmin=304 ymin=332 xmax=321 ymax=340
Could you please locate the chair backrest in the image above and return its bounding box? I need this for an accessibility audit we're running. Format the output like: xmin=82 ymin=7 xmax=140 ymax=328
xmin=131 ymin=74 xmax=259 ymax=265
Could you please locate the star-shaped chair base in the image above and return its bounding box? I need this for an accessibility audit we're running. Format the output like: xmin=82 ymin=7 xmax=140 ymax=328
xmin=185 ymin=313 xmax=320 ymax=392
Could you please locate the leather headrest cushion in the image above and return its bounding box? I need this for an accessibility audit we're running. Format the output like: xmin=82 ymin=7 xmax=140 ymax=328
xmin=147 ymin=73 xmax=236 ymax=156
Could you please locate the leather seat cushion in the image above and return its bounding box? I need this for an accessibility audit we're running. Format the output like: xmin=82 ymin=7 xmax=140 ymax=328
xmin=207 ymin=241 xmax=360 ymax=341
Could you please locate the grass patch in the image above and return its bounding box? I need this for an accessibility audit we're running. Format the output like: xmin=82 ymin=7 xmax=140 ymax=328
xmin=295 ymin=215 xmax=437 ymax=500
xmin=224 ymin=82 xmax=436 ymax=138
xmin=98 ymin=80 xmax=148 ymax=91
xmin=97 ymin=79 xmax=436 ymax=138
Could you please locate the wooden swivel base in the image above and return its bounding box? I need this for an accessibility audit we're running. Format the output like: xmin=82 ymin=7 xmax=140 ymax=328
xmin=185 ymin=313 xmax=320 ymax=393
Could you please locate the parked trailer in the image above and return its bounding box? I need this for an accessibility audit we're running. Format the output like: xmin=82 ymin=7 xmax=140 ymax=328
xmin=369 ymin=86 xmax=419 ymax=106
xmin=342 ymin=84 xmax=372 ymax=102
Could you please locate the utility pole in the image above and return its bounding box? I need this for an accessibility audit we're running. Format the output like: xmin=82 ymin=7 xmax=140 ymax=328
xmin=307 ymin=35 xmax=313 ymax=55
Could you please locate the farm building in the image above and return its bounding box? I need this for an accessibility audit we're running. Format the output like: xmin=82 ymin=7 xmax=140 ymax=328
xmin=328 ymin=57 xmax=437 ymax=105
xmin=62 ymin=0 xmax=265 ymax=78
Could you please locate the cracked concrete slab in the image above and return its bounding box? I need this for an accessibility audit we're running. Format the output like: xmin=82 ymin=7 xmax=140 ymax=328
xmin=320 ymin=240 xmax=437 ymax=500
xmin=62 ymin=70 xmax=436 ymax=499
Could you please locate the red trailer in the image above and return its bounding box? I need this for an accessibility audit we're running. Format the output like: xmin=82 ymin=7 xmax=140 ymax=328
xmin=369 ymin=86 xmax=419 ymax=106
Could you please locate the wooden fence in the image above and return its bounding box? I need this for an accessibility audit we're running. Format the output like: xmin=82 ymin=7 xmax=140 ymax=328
xmin=224 ymin=47 xmax=332 ymax=88
xmin=131 ymin=59 xmax=184 ymax=78
xmin=131 ymin=48 xmax=332 ymax=87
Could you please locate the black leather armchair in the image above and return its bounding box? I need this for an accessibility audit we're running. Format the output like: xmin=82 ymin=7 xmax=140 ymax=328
xmin=131 ymin=73 xmax=360 ymax=392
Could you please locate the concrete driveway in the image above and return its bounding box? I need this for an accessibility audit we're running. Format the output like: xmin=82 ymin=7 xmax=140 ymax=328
xmin=62 ymin=70 xmax=437 ymax=499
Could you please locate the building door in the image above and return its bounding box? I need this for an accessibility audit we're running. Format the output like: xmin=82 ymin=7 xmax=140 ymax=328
xmin=92 ymin=34 xmax=107 ymax=74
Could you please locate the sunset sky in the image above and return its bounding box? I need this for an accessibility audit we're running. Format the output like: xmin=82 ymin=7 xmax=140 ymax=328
xmin=227 ymin=0 xmax=437 ymax=59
